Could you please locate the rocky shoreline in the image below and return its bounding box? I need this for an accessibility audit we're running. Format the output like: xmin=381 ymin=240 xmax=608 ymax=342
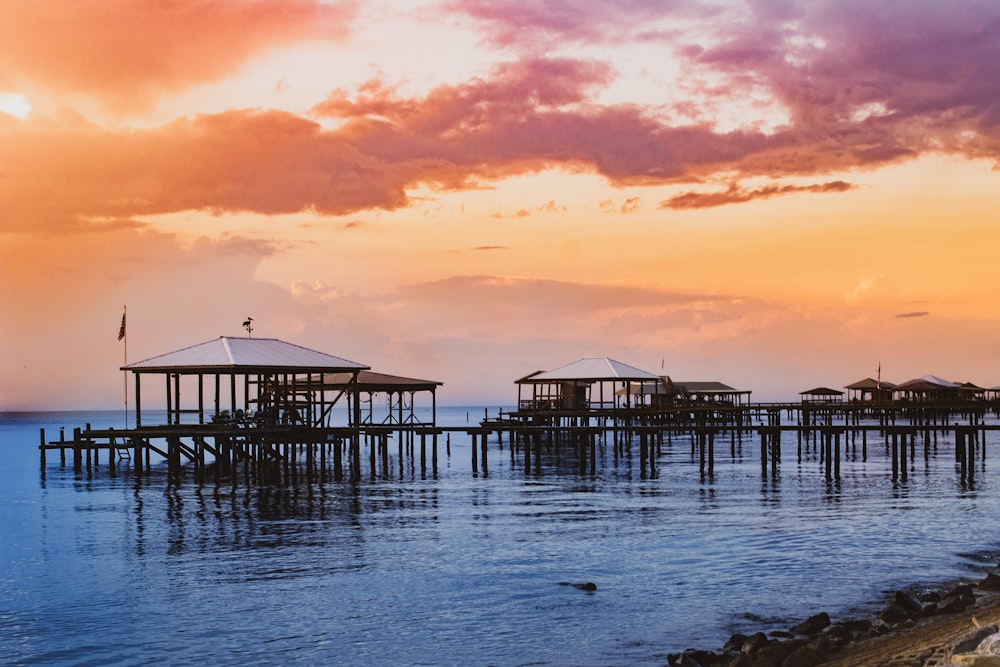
xmin=668 ymin=565 xmax=1000 ymax=667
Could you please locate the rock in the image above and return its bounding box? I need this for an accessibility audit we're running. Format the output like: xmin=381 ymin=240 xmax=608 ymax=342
xmin=815 ymin=634 xmax=845 ymax=654
xmin=822 ymin=623 xmax=850 ymax=639
xmin=977 ymin=633 xmax=1000 ymax=655
xmin=979 ymin=573 xmax=1000 ymax=591
xmin=878 ymin=602 xmax=913 ymax=625
xmin=921 ymin=591 xmax=943 ymax=604
xmin=742 ymin=632 xmax=771 ymax=655
xmin=723 ymin=655 xmax=753 ymax=667
xmin=671 ymin=648 xmax=722 ymax=666
xmin=871 ymin=619 xmax=894 ymax=635
xmin=947 ymin=584 xmax=977 ymax=605
xmin=789 ymin=612 xmax=830 ymax=636
xmin=781 ymin=645 xmax=825 ymax=667
xmin=558 ymin=581 xmax=596 ymax=591
xmin=945 ymin=625 xmax=1000 ymax=661
xmin=891 ymin=590 xmax=922 ymax=615
xmin=939 ymin=594 xmax=971 ymax=614
xmin=724 ymin=634 xmax=750 ymax=653
xmin=754 ymin=639 xmax=805 ymax=665
xmin=840 ymin=618 xmax=873 ymax=635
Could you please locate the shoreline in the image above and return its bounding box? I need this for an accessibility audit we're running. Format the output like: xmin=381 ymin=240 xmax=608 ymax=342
xmin=670 ymin=566 xmax=1000 ymax=666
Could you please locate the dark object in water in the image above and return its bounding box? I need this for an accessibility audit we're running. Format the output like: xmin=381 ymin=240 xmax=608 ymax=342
xmin=559 ymin=582 xmax=597 ymax=591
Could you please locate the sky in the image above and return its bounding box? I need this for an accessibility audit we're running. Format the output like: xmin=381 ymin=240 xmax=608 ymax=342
xmin=2 ymin=0 xmax=1000 ymax=409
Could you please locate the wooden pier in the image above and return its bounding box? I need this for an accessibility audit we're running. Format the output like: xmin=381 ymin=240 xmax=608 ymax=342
xmin=41 ymin=401 xmax=999 ymax=485
xmin=39 ymin=340 xmax=1000 ymax=485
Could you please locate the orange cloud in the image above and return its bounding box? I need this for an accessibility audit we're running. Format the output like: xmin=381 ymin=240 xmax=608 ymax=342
xmin=0 ymin=0 xmax=360 ymax=113
xmin=660 ymin=180 xmax=855 ymax=210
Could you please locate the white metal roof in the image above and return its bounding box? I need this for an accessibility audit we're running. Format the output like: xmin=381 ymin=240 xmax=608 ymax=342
xmin=623 ymin=380 xmax=749 ymax=396
xmin=920 ymin=374 xmax=960 ymax=387
xmin=896 ymin=375 xmax=961 ymax=390
xmin=309 ymin=370 xmax=442 ymax=389
xmin=122 ymin=337 xmax=369 ymax=373
xmin=524 ymin=357 xmax=660 ymax=382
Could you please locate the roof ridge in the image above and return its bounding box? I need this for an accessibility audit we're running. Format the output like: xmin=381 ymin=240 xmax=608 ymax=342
xmin=220 ymin=336 xmax=235 ymax=364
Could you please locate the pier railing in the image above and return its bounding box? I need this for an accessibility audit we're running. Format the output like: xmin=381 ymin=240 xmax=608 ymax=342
xmin=39 ymin=400 xmax=1000 ymax=484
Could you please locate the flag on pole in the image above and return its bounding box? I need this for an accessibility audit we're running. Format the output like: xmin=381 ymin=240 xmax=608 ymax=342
xmin=118 ymin=310 xmax=126 ymax=341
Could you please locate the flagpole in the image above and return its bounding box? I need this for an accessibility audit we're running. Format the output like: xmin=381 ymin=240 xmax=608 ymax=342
xmin=122 ymin=306 xmax=128 ymax=428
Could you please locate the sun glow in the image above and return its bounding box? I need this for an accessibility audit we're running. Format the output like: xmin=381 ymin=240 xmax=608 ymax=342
xmin=0 ymin=93 xmax=32 ymax=118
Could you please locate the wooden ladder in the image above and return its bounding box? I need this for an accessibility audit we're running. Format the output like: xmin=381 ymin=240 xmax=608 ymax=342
xmin=111 ymin=436 xmax=132 ymax=460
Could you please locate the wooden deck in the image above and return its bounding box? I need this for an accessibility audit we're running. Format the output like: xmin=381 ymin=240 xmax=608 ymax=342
xmin=40 ymin=401 xmax=1000 ymax=484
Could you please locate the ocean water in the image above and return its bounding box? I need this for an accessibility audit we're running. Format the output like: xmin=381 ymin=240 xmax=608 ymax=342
xmin=2 ymin=408 xmax=1000 ymax=666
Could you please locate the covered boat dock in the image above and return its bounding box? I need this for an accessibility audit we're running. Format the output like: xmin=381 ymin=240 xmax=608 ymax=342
xmin=41 ymin=336 xmax=450 ymax=482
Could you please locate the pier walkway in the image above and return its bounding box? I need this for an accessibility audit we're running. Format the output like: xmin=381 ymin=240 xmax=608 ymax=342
xmin=39 ymin=401 xmax=1000 ymax=485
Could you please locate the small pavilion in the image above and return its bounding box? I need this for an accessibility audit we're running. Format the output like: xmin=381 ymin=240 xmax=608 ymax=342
xmin=307 ymin=370 xmax=443 ymax=426
xmin=893 ymin=375 xmax=961 ymax=402
xmin=799 ymin=387 xmax=844 ymax=404
xmin=844 ymin=377 xmax=896 ymax=404
xmin=122 ymin=336 xmax=369 ymax=427
xmin=627 ymin=379 xmax=751 ymax=408
xmin=516 ymin=357 xmax=661 ymax=412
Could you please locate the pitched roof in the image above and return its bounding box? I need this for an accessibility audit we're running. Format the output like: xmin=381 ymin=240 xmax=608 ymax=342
xmin=844 ymin=377 xmax=897 ymax=390
xmin=311 ymin=370 xmax=442 ymax=391
xmin=800 ymin=387 xmax=844 ymax=396
xmin=122 ymin=337 xmax=369 ymax=374
xmin=622 ymin=380 xmax=748 ymax=396
xmin=895 ymin=375 xmax=960 ymax=391
xmin=522 ymin=357 xmax=660 ymax=382
xmin=672 ymin=381 xmax=746 ymax=394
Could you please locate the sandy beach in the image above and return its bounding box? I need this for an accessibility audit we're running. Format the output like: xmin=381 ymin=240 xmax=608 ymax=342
xmin=823 ymin=591 xmax=1000 ymax=667
xmin=670 ymin=569 xmax=1000 ymax=666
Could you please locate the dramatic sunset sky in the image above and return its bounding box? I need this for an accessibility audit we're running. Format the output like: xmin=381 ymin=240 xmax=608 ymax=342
xmin=3 ymin=0 xmax=1000 ymax=409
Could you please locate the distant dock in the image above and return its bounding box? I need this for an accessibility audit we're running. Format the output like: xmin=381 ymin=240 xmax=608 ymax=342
xmin=40 ymin=337 xmax=1000 ymax=485
xmin=41 ymin=401 xmax=999 ymax=485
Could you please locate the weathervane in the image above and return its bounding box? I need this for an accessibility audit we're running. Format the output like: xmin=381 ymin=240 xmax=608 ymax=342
xmin=242 ymin=317 xmax=254 ymax=338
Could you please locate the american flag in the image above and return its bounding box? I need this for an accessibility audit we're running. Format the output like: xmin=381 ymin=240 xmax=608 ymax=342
xmin=117 ymin=311 xmax=126 ymax=341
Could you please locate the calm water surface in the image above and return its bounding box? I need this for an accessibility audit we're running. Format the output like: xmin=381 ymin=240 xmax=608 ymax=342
xmin=2 ymin=408 xmax=1000 ymax=666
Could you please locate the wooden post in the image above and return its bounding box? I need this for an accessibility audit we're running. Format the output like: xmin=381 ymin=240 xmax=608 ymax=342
xmin=957 ymin=429 xmax=967 ymax=480
xmin=834 ymin=431 xmax=841 ymax=479
xmin=587 ymin=430 xmax=597 ymax=475
xmin=333 ymin=436 xmax=343 ymax=481
xmin=967 ymin=428 xmax=976 ymax=482
xmin=481 ymin=431 xmax=488 ymax=476
xmin=39 ymin=428 xmax=46 ymax=467
xmin=824 ymin=431 xmax=832 ymax=479
xmin=351 ymin=435 xmax=361 ymax=481
xmin=319 ymin=436 xmax=326 ymax=479
xmin=471 ymin=432 xmax=478 ymax=473
xmin=892 ymin=431 xmax=899 ymax=479
xmin=708 ymin=431 xmax=714 ymax=473
xmin=87 ymin=423 xmax=97 ymax=466
xmin=73 ymin=427 xmax=82 ymax=471
xmin=420 ymin=433 xmax=427 ymax=475
xmin=760 ymin=430 xmax=767 ymax=475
